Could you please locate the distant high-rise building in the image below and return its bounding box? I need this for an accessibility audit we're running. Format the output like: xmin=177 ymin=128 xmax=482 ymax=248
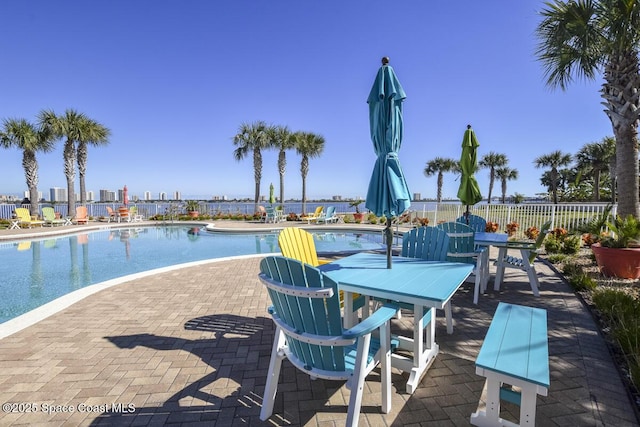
xmin=86 ymin=191 xmax=94 ymax=202
xmin=144 ymin=191 xmax=151 ymax=201
xmin=50 ymin=187 xmax=66 ymax=202
xmin=413 ymin=193 xmax=421 ymax=201
xmin=159 ymin=192 xmax=167 ymax=201
xmin=332 ymin=195 xmax=342 ymax=201
xmin=174 ymin=191 xmax=181 ymax=200
xmin=99 ymin=189 xmax=116 ymax=202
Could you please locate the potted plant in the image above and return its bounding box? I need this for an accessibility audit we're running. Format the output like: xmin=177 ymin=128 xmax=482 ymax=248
xmin=591 ymin=214 xmax=640 ymax=279
xmin=185 ymin=200 xmax=200 ymax=218
xmin=349 ymin=199 xmax=365 ymax=222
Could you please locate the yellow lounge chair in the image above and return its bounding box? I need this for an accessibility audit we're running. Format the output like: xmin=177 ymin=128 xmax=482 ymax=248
xmin=278 ymin=227 xmax=362 ymax=310
xmin=304 ymin=206 xmax=324 ymax=224
xmin=15 ymin=207 xmax=44 ymax=228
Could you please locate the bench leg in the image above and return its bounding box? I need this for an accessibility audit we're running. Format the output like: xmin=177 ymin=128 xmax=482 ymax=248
xmin=519 ymin=383 xmax=539 ymax=426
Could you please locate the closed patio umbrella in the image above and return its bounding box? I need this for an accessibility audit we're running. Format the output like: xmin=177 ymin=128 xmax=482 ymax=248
xmin=123 ymin=185 xmax=129 ymax=206
xmin=365 ymin=57 xmax=411 ymax=268
xmin=457 ymin=125 xmax=482 ymax=222
xmin=269 ymin=183 xmax=275 ymax=205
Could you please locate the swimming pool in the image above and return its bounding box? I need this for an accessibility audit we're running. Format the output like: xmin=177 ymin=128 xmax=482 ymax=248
xmin=0 ymin=225 xmax=386 ymax=324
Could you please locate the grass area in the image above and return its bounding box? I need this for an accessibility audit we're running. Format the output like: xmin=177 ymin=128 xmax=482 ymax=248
xmin=541 ymin=247 xmax=640 ymax=409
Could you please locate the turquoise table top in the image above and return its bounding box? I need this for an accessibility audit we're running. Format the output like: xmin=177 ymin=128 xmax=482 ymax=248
xmin=474 ymin=232 xmax=508 ymax=246
xmin=320 ymin=252 xmax=473 ymax=308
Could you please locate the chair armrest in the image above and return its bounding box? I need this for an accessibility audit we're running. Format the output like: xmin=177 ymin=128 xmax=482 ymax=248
xmin=506 ymin=241 xmax=536 ymax=250
xmin=342 ymin=303 xmax=399 ymax=339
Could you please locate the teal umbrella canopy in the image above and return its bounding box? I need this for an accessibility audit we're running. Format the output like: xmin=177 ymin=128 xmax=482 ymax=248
xmin=365 ymin=59 xmax=411 ymax=218
xmin=457 ymin=125 xmax=483 ymax=212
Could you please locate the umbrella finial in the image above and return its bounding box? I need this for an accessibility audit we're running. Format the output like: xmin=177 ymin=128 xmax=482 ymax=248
xmin=467 ymin=124 xmax=471 ymax=129
xmin=381 ymin=56 xmax=390 ymax=65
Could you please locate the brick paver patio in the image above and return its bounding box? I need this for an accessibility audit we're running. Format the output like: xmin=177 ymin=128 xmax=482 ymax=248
xmin=0 ymin=222 xmax=638 ymax=426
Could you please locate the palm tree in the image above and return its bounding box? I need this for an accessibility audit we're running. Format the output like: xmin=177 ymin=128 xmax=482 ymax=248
xmin=1 ymin=118 xmax=55 ymax=215
xmin=495 ymin=167 xmax=519 ymax=204
xmin=38 ymin=109 xmax=89 ymax=217
xmin=294 ymin=131 xmax=325 ymax=214
xmin=534 ymin=150 xmax=573 ymax=204
xmin=423 ymin=157 xmax=457 ymax=203
xmin=536 ymin=0 xmax=640 ymax=218
xmin=479 ymin=152 xmax=507 ymax=204
xmin=232 ymin=121 xmax=269 ymax=212
xmin=267 ymin=124 xmax=294 ymax=204
xmin=77 ymin=118 xmax=110 ymax=205
xmin=575 ymin=137 xmax=616 ymax=202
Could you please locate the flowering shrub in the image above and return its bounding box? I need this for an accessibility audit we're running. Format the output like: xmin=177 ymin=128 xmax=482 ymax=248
xmin=485 ymin=221 xmax=499 ymax=232
xmin=413 ymin=217 xmax=429 ymax=227
xmin=551 ymin=227 xmax=568 ymax=239
xmin=525 ymin=226 xmax=540 ymax=240
xmin=506 ymin=221 xmax=519 ymax=237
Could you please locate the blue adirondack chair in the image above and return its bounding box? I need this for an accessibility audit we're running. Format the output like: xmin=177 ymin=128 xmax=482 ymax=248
xmin=401 ymin=226 xmax=457 ymax=333
xmin=436 ymin=221 xmax=489 ymax=305
xmin=259 ymin=256 xmax=398 ymax=426
xmin=456 ymin=214 xmax=487 ymax=233
xmin=316 ymin=206 xmax=338 ymax=224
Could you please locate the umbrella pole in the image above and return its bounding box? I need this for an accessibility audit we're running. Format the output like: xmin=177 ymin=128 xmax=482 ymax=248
xmin=385 ymin=218 xmax=393 ymax=269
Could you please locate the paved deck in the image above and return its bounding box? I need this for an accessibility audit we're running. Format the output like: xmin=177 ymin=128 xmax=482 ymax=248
xmin=0 ymin=221 xmax=638 ymax=426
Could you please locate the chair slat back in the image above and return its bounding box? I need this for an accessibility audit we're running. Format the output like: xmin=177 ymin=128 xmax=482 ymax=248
xmin=42 ymin=207 xmax=55 ymax=221
xmin=15 ymin=208 xmax=31 ymax=222
xmin=324 ymin=206 xmax=335 ymax=218
xmin=260 ymin=256 xmax=345 ymax=372
xmin=402 ymin=226 xmax=449 ymax=261
xmin=278 ymin=227 xmax=320 ymax=267
xmin=437 ymin=221 xmax=476 ymax=264
xmin=456 ymin=214 xmax=487 ymax=233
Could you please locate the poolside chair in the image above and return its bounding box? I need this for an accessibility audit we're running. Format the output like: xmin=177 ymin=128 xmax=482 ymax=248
xmin=74 ymin=206 xmax=89 ymax=225
xmin=130 ymin=206 xmax=143 ymax=222
xmin=304 ymin=206 xmax=324 ymax=224
xmin=15 ymin=207 xmax=44 ymax=228
xmin=316 ymin=206 xmax=338 ymax=224
xmin=117 ymin=206 xmax=130 ymax=223
xmin=494 ymin=221 xmax=551 ymax=297
xmin=264 ymin=206 xmax=278 ymax=223
xmin=258 ymin=256 xmax=397 ymax=426
xmin=105 ymin=207 xmax=118 ymax=223
xmin=456 ymin=214 xmax=487 ymax=233
xmin=436 ymin=221 xmax=489 ymax=306
xmin=257 ymin=205 xmax=267 ymax=222
xmin=278 ymin=227 xmax=364 ymax=311
xmin=400 ymin=226 xmax=457 ymax=333
xmin=42 ymin=207 xmax=65 ymax=227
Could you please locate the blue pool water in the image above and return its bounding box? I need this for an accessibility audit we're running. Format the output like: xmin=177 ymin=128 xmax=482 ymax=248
xmin=0 ymin=226 xmax=385 ymax=323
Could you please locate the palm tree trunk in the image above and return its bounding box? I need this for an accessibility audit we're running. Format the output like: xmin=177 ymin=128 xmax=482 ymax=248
xmin=501 ymin=179 xmax=507 ymax=204
xmin=487 ymin=170 xmax=495 ymax=204
xmin=436 ymin=172 xmax=443 ymax=203
xmin=77 ymin=142 xmax=87 ymax=205
xmin=278 ymin=150 xmax=286 ymax=204
xmin=253 ymin=147 xmax=262 ymax=212
xmin=301 ymin=155 xmax=309 ymax=214
xmin=64 ymin=139 xmax=76 ymax=216
xmin=22 ymin=150 xmax=39 ymax=216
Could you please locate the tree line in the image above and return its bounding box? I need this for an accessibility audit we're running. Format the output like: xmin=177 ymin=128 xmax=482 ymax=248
xmin=232 ymin=121 xmax=325 ymax=214
xmin=0 ymin=109 xmax=110 ymax=217
xmin=423 ymin=137 xmax=616 ymax=205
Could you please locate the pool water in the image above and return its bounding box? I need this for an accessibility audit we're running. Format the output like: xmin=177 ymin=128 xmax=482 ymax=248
xmin=0 ymin=226 xmax=385 ymax=323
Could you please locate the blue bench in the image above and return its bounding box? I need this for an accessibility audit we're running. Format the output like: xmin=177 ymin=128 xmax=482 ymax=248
xmin=470 ymin=302 xmax=549 ymax=427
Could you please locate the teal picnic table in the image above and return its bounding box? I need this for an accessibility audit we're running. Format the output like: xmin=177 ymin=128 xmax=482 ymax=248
xmin=320 ymin=252 xmax=473 ymax=394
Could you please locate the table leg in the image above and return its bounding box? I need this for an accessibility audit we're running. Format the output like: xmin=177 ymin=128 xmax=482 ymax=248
xmin=343 ymin=292 xmax=356 ymax=329
xmin=9 ymin=219 xmax=20 ymax=230
xmin=494 ymin=247 xmax=508 ymax=291
xmin=402 ymin=305 xmax=438 ymax=394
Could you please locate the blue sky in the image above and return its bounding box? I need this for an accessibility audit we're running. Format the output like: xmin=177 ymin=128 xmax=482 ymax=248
xmin=0 ymin=1 xmax=611 ymax=202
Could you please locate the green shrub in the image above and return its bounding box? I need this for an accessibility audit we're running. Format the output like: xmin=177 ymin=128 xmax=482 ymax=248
xmin=379 ymin=216 xmax=387 ymax=224
xmin=544 ymin=235 xmax=562 ymax=253
xmin=343 ymin=214 xmax=354 ymax=224
xmin=592 ymin=288 xmax=640 ymax=389
xmin=562 ymin=261 xmax=583 ymax=277
xmin=547 ymin=254 xmax=568 ymax=264
xmin=568 ymin=273 xmax=597 ymax=291
xmin=367 ymin=213 xmax=377 ymax=223
xmin=561 ymin=235 xmax=582 ymax=255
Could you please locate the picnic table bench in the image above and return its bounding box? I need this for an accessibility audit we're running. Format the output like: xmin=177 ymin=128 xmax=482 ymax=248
xmin=471 ymin=302 xmax=549 ymax=427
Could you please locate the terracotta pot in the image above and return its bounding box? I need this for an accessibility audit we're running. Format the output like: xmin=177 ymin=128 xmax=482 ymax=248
xmin=353 ymin=213 xmax=365 ymax=222
xmin=591 ymin=243 xmax=640 ymax=279
xmin=188 ymin=211 xmax=199 ymax=218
